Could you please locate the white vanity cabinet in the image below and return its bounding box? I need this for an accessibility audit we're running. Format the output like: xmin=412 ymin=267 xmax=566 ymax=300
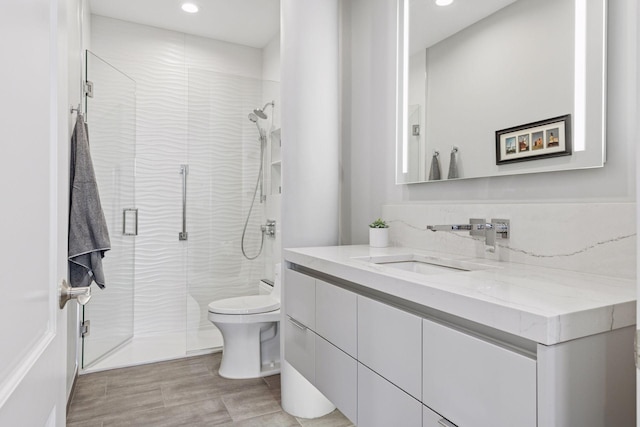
xmin=285 ymin=266 xmax=535 ymax=427
xmin=314 ymin=279 xmax=358 ymax=423
xmin=283 ymin=263 xmax=634 ymax=427
xmin=284 ymin=269 xmax=359 ymax=424
xmin=423 ymin=405 xmax=456 ymax=427
xmin=284 ymin=269 xmax=316 ymax=383
xmin=358 ymin=363 xmax=422 ymax=427
xmin=358 ymin=296 xmax=422 ymax=400
xmin=316 ymin=279 xmax=357 ymax=357
xmin=423 ymin=318 xmax=536 ymax=427
xmin=315 ymin=335 xmax=358 ymax=422
xmin=284 ymin=268 xmax=315 ymax=328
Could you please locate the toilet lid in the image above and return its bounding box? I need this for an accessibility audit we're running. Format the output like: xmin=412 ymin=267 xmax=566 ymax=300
xmin=208 ymin=295 xmax=280 ymax=315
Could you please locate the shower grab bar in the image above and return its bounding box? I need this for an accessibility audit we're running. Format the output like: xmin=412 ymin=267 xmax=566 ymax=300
xmin=179 ymin=164 xmax=188 ymax=241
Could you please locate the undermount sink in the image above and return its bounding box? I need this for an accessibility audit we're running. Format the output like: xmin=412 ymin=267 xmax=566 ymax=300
xmin=353 ymin=253 xmax=496 ymax=275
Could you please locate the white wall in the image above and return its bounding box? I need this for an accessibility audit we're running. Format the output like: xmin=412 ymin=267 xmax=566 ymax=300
xmin=263 ymin=35 xmax=281 ymax=83
xmin=341 ymin=0 xmax=637 ymax=246
xmin=340 ymin=0 xmax=399 ymax=245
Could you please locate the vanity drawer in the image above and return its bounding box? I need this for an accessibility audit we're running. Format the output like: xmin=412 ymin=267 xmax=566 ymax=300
xmin=315 ymin=279 xmax=357 ymax=357
xmin=315 ymin=335 xmax=357 ymax=424
xmin=423 ymin=318 xmax=536 ymax=427
xmin=284 ymin=315 xmax=315 ymax=383
xmin=284 ymin=268 xmax=315 ymax=329
xmin=358 ymin=295 xmax=422 ymax=400
xmin=423 ymin=405 xmax=457 ymax=427
xmin=357 ymin=363 xmax=422 ymax=427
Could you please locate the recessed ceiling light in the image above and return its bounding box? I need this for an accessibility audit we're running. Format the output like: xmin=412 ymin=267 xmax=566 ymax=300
xmin=181 ymin=3 xmax=199 ymax=13
xmin=435 ymin=0 xmax=454 ymax=6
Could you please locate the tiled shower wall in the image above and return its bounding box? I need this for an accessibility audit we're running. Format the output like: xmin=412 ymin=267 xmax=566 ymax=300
xmin=91 ymin=15 xmax=277 ymax=341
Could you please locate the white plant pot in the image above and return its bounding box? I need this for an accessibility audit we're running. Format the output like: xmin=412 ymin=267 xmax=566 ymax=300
xmin=369 ymin=228 xmax=389 ymax=248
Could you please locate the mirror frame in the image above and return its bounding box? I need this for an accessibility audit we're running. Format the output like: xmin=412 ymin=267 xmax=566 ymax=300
xmin=395 ymin=0 xmax=608 ymax=184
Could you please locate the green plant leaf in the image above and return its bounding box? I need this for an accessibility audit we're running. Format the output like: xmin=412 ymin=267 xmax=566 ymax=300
xmin=369 ymin=218 xmax=389 ymax=228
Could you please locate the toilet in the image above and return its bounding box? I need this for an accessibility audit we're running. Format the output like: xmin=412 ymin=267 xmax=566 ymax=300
xmin=208 ymin=277 xmax=281 ymax=379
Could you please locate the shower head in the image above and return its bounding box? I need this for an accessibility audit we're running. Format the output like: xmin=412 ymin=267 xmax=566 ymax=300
xmin=248 ymin=112 xmax=266 ymax=139
xmin=253 ymin=101 xmax=275 ymax=120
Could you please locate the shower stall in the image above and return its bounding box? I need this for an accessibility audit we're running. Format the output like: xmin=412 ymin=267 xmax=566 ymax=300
xmin=83 ymin=49 xmax=281 ymax=371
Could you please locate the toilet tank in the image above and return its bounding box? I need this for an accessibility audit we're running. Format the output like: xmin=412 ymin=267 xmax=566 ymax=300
xmin=259 ymin=279 xmax=274 ymax=295
xmin=259 ymin=263 xmax=282 ymax=300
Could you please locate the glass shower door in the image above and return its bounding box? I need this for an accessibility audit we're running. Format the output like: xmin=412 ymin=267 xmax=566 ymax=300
xmin=82 ymin=51 xmax=136 ymax=368
xmin=185 ymin=69 xmax=266 ymax=353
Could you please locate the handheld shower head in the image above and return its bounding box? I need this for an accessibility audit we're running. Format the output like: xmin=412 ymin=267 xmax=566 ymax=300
xmin=253 ymin=101 xmax=275 ymax=120
xmin=248 ymin=112 xmax=266 ymax=139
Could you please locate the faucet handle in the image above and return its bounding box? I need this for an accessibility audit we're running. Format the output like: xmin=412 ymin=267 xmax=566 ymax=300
xmin=491 ymin=218 xmax=510 ymax=239
xmin=485 ymin=218 xmax=509 ymax=252
xmin=469 ymin=218 xmax=486 ymax=238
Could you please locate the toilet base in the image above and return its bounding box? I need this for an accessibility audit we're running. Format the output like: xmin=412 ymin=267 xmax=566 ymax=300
xmin=219 ymin=360 xmax=281 ymax=379
xmin=215 ymin=320 xmax=281 ymax=379
xmin=261 ymin=361 xmax=281 ymax=378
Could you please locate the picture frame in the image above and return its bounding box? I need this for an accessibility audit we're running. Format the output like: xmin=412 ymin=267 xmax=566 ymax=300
xmin=495 ymin=114 xmax=571 ymax=165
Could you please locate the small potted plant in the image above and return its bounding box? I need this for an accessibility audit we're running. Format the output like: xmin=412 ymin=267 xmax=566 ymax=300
xmin=369 ymin=218 xmax=389 ymax=248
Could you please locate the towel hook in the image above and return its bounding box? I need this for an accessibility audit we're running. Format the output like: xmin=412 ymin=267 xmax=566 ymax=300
xmin=70 ymin=103 xmax=82 ymax=115
xmin=433 ymin=150 xmax=440 ymax=157
xmin=451 ymin=146 xmax=458 ymax=154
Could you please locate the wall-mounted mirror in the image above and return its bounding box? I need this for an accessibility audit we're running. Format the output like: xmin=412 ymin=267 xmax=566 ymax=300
xmin=396 ymin=0 xmax=607 ymax=184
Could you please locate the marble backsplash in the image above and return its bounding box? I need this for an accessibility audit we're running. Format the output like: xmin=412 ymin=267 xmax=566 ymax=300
xmin=382 ymin=203 xmax=636 ymax=280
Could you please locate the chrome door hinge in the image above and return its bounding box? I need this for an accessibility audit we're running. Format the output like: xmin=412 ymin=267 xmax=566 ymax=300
xmin=84 ymin=80 xmax=94 ymax=98
xmin=81 ymin=320 xmax=91 ymax=338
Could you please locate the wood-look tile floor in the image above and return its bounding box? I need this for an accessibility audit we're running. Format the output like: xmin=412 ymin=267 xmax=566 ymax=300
xmin=67 ymin=353 xmax=354 ymax=427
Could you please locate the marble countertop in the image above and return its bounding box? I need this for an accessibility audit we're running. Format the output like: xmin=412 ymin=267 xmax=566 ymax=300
xmin=284 ymin=245 xmax=636 ymax=345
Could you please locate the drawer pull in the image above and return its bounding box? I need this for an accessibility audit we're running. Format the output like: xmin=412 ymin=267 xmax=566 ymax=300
xmin=288 ymin=316 xmax=307 ymax=331
xmin=438 ymin=419 xmax=457 ymax=427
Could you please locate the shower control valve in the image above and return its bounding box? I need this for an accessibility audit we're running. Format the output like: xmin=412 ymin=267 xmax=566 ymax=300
xmin=261 ymin=219 xmax=276 ymax=237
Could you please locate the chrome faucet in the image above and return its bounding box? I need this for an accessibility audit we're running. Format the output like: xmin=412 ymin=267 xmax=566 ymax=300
xmin=427 ymin=218 xmax=510 ymax=250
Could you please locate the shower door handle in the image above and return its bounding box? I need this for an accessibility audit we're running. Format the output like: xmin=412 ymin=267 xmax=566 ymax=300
xmin=179 ymin=164 xmax=188 ymax=241
xmin=123 ymin=208 xmax=138 ymax=236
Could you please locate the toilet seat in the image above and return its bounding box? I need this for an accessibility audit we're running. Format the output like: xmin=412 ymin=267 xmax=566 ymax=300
xmin=208 ymin=295 xmax=280 ymax=315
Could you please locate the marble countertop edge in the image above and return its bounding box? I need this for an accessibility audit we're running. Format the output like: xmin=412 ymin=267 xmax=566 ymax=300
xmin=283 ymin=245 xmax=636 ymax=345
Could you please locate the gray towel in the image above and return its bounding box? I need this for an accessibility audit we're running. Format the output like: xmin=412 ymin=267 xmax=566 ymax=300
xmin=428 ymin=152 xmax=441 ymax=180
xmin=68 ymin=114 xmax=111 ymax=288
xmin=447 ymin=149 xmax=459 ymax=179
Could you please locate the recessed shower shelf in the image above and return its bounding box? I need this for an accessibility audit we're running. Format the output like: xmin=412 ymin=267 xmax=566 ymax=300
xmin=270 ymin=128 xmax=282 ymax=195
